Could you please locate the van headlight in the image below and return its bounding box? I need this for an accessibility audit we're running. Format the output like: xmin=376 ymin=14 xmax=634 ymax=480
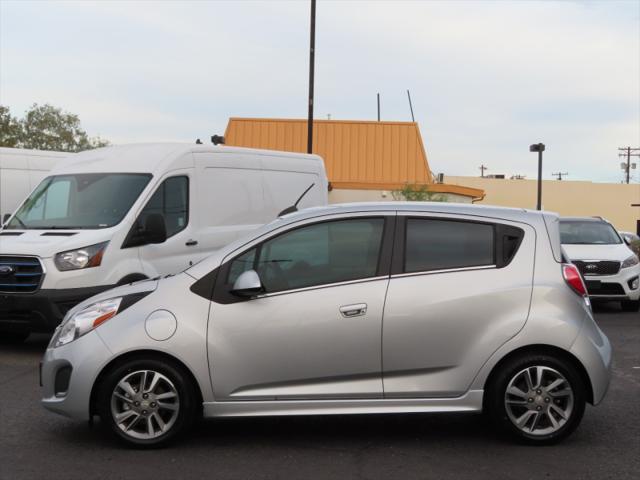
xmin=54 ymin=242 xmax=109 ymax=271
xmin=53 ymin=297 xmax=122 ymax=348
xmin=622 ymin=255 xmax=640 ymax=269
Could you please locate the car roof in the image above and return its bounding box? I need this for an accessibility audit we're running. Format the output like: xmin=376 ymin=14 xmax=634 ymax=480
xmin=279 ymin=202 xmax=546 ymax=224
xmin=560 ymin=216 xmax=607 ymax=223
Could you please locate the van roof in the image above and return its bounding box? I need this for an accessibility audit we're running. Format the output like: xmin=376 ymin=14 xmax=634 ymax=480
xmin=51 ymin=143 xmax=324 ymax=176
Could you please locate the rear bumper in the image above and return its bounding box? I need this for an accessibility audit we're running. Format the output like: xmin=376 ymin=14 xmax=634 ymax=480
xmin=0 ymin=285 xmax=115 ymax=333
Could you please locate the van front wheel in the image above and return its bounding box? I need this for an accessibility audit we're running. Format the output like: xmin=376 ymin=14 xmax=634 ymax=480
xmin=486 ymin=354 xmax=586 ymax=444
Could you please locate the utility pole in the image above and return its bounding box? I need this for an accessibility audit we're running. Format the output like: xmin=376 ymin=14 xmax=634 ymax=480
xmin=479 ymin=164 xmax=488 ymax=177
xmin=618 ymin=147 xmax=639 ymax=184
xmin=306 ymin=0 xmax=316 ymax=154
xmin=530 ymin=143 xmax=545 ymax=210
xmin=552 ymin=172 xmax=569 ymax=181
xmin=377 ymin=93 xmax=381 ymax=122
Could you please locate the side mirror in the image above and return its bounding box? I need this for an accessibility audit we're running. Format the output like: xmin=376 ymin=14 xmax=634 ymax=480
xmin=231 ymin=270 xmax=264 ymax=297
xmin=622 ymin=235 xmax=631 ymax=246
xmin=143 ymin=213 xmax=167 ymax=244
xmin=2 ymin=213 xmax=10 ymax=225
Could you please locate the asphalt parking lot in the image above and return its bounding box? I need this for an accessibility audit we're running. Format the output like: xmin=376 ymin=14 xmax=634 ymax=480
xmin=0 ymin=304 xmax=638 ymax=480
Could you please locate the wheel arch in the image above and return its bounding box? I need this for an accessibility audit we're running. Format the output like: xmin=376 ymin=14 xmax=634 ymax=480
xmin=116 ymin=273 xmax=149 ymax=286
xmin=89 ymin=349 xmax=204 ymax=417
xmin=482 ymin=344 xmax=594 ymax=407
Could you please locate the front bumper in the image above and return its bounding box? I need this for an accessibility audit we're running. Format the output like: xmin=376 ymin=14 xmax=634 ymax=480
xmin=0 ymin=285 xmax=115 ymax=333
xmin=583 ymin=266 xmax=640 ymax=302
xmin=41 ymin=330 xmax=113 ymax=420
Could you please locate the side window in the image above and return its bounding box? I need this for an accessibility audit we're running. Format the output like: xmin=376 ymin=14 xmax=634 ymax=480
xmin=138 ymin=176 xmax=189 ymax=238
xmin=227 ymin=218 xmax=385 ymax=293
xmin=404 ymin=218 xmax=495 ymax=273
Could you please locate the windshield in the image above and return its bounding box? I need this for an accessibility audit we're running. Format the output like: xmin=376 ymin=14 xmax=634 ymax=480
xmin=5 ymin=173 xmax=152 ymax=230
xmin=560 ymin=220 xmax=622 ymax=245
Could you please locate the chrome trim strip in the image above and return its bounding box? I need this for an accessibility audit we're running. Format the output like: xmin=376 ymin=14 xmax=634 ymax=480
xmin=255 ymin=276 xmax=390 ymax=299
xmin=203 ymin=390 xmax=484 ymax=417
xmin=391 ymin=265 xmax=496 ymax=279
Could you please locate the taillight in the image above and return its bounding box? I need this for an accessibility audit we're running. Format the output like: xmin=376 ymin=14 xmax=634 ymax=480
xmin=562 ymin=263 xmax=588 ymax=297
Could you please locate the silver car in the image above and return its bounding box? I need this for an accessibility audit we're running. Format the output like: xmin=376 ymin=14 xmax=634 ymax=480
xmin=41 ymin=203 xmax=612 ymax=447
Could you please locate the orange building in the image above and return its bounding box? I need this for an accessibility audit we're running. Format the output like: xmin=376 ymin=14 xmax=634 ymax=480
xmin=224 ymin=118 xmax=484 ymax=203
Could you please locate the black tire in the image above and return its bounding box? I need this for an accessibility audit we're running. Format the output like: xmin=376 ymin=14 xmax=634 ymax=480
xmin=485 ymin=353 xmax=586 ymax=445
xmin=621 ymin=299 xmax=640 ymax=312
xmin=0 ymin=331 xmax=30 ymax=344
xmin=96 ymin=356 xmax=199 ymax=448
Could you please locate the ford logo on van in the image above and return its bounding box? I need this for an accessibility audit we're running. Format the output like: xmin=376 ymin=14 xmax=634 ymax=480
xmin=0 ymin=265 xmax=15 ymax=276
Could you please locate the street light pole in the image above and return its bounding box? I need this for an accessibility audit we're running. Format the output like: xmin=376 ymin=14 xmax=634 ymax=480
xmin=307 ymin=0 xmax=316 ymax=154
xmin=530 ymin=143 xmax=545 ymax=210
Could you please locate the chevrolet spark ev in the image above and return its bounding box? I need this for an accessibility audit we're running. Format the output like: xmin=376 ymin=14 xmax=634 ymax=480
xmin=41 ymin=203 xmax=612 ymax=447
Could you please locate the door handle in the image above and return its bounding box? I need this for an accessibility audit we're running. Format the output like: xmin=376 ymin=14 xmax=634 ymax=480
xmin=185 ymin=239 xmax=198 ymax=247
xmin=339 ymin=303 xmax=367 ymax=318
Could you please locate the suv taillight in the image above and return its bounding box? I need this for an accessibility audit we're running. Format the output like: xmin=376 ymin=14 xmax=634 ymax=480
xmin=562 ymin=263 xmax=588 ymax=297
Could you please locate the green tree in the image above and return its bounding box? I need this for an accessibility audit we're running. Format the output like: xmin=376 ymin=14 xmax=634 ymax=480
xmin=0 ymin=103 xmax=109 ymax=152
xmin=392 ymin=183 xmax=448 ymax=202
xmin=0 ymin=105 xmax=22 ymax=147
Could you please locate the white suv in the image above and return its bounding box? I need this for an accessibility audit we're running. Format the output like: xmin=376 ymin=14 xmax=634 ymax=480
xmin=560 ymin=217 xmax=640 ymax=311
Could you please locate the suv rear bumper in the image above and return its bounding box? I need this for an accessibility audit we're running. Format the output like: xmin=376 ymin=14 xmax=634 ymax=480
xmin=0 ymin=285 xmax=115 ymax=333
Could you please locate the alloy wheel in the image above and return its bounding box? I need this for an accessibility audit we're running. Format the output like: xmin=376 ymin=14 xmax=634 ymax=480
xmin=110 ymin=370 xmax=180 ymax=440
xmin=504 ymin=366 xmax=574 ymax=436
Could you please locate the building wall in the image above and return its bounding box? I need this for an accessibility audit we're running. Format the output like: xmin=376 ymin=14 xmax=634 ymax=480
xmin=445 ymin=176 xmax=640 ymax=232
xmin=328 ymin=189 xmax=472 ymax=204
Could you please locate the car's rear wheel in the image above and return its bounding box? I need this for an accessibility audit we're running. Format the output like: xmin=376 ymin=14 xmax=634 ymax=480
xmin=96 ymin=357 xmax=198 ymax=448
xmin=621 ymin=299 xmax=640 ymax=312
xmin=486 ymin=353 xmax=586 ymax=444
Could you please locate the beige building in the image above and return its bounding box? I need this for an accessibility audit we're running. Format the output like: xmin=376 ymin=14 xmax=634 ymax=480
xmin=445 ymin=176 xmax=640 ymax=233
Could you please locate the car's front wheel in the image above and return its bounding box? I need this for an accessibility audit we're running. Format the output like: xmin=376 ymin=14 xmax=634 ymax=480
xmin=96 ymin=357 xmax=199 ymax=448
xmin=486 ymin=353 xmax=586 ymax=444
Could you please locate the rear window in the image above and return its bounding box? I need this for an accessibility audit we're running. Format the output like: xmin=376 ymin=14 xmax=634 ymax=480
xmin=404 ymin=219 xmax=495 ymax=273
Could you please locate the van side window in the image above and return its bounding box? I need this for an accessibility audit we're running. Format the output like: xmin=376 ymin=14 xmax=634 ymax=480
xmin=138 ymin=176 xmax=189 ymax=238
xmin=227 ymin=218 xmax=385 ymax=293
xmin=404 ymin=218 xmax=495 ymax=273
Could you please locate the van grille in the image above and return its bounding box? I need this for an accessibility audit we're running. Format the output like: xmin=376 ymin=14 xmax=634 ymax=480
xmin=0 ymin=256 xmax=44 ymax=293
xmin=573 ymin=260 xmax=621 ymax=277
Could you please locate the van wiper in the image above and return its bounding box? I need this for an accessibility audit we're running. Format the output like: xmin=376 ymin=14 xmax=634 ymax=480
xmin=278 ymin=183 xmax=315 ymax=217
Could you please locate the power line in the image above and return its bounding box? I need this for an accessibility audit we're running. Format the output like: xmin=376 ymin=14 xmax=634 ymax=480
xmin=618 ymin=147 xmax=639 ymax=184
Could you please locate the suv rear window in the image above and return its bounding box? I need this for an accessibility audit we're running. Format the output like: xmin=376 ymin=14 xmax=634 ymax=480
xmin=405 ymin=218 xmax=495 ymax=273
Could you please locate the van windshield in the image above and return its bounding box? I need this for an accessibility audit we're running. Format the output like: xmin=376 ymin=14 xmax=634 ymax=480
xmin=5 ymin=173 xmax=152 ymax=230
xmin=559 ymin=220 xmax=622 ymax=245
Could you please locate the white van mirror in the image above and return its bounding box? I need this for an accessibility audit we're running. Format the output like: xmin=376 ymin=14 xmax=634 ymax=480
xmin=231 ymin=270 xmax=264 ymax=297
xmin=143 ymin=213 xmax=167 ymax=244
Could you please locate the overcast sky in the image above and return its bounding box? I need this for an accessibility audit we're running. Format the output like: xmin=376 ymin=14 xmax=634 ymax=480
xmin=1 ymin=0 xmax=639 ymax=182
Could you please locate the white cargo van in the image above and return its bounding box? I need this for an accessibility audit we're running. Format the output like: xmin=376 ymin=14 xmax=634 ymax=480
xmin=0 ymin=147 xmax=69 ymax=220
xmin=0 ymin=143 xmax=328 ymax=340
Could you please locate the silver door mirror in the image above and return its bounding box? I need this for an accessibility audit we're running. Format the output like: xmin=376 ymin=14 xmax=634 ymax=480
xmin=231 ymin=270 xmax=264 ymax=297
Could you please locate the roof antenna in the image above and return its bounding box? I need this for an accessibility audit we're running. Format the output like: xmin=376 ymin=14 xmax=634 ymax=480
xmin=407 ymin=89 xmax=415 ymax=122
xmin=278 ymin=183 xmax=315 ymax=217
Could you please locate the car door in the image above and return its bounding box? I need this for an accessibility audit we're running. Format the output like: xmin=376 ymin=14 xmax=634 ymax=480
xmin=382 ymin=213 xmax=535 ymax=398
xmin=207 ymin=213 xmax=395 ymax=401
xmin=136 ymin=170 xmax=201 ymax=276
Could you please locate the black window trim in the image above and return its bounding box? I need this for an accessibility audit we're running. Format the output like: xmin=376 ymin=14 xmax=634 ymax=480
xmin=208 ymin=214 xmax=396 ymax=304
xmin=391 ymin=215 xmax=524 ymax=276
xmin=121 ymin=174 xmax=190 ymax=249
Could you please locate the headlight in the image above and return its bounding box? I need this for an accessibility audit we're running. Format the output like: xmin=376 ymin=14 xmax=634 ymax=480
xmin=622 ymin=254 xmax=640 ymax=269
xmin=53 ymin=297 xmax=122 ymax=348
xmin=54 ymin=242 xmax=109 ymax=271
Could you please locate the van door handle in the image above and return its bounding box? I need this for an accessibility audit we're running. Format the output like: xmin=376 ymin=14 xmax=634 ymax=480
xmin=339 ymin=303 xmax=367 ymax=318
xmin=185 ymin=239 xmax=198 ymax=247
